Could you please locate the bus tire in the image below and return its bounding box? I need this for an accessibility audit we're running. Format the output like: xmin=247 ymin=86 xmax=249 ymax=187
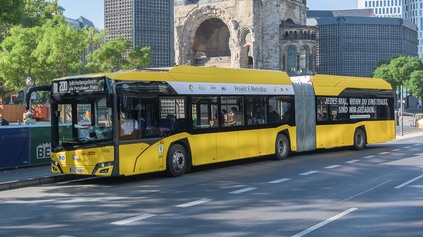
xmin=166 ymin=144 xmax=188 ymax=177
xmin=275 ymin=134 xmax=290 ymax=160
xmin=353 ymin=128 xmax=366 ymax=150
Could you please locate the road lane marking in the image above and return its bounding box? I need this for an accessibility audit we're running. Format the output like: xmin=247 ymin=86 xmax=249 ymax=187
xmin=391 ymin=149 xmax=401 ymax=152
xmin=229 ymin=187 xmax=257 ymax=194
xmin=111 ymin=214 xmax=156 ymax=225
xmin=176 ymin=198 xmax=212 ymax=208
xmin=269 ymin=178 xmax=291 ymax=184
xmin=412 ymin=144 xmax=420 ymax=147
xmin=346 ymin=160 xmax=360 ymax=164
xmin=340 ymin=180 xmax=391 ymax=203
xmin=325 ymin=165 xmax=341 ymax=169
xmin=378 ymin=152 xmax=390 ymax=155
xmin=404 ymin=146 xmax=412 ymax=149
xmin=362 ymin=155 xmax=375 ymax=159
xmin=291 ymin=208 xmax=358 ymax=237
xmin=299 ymin=171 xmax=319 ymax=176
xmin=395 ymin=175 xmax=423 ymax=189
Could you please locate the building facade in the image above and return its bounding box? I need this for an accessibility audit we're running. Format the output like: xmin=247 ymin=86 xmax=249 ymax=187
xmin=174 ymin=0 xmax=318 ymax=73
xmin=359 ymin=0 xmax=423 ymax=59
xmin=308 ymin=13 xmax=418 ymax=77
xmin=358 ymin=0 xmax=402 ymax=17
xmin=105 ymin=0 xmax=174 ymax=67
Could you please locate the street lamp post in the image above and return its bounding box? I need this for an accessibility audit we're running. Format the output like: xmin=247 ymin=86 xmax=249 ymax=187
xmin=400 ymin=84 xmax=404 ymax=136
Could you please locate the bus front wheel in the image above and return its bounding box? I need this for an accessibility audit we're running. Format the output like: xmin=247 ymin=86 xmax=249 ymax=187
xmin=166 ymin=144 xmax=188 ymax=177
xmin=275 ymin=134 xmax=290 ymax=160
xmin=353 ymin=128 xmax=367 ymax=150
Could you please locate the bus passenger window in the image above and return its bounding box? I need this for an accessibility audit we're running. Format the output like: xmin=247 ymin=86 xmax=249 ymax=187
xmin=221 ymin=96 xmax=244 ymax=127
xmin=316 ymin=97 xmax=328 ymax=122
xmin=246 ymin=96 xmax=266 ymax=125
xmin=191 ymin=97 xmax=219 ymax=129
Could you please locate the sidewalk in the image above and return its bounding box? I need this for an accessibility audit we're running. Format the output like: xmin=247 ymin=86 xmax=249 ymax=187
xmin=0 ymin=165 xmax=79 ymax=191
xmin=1 ymin=126 xmax=422 ymax=191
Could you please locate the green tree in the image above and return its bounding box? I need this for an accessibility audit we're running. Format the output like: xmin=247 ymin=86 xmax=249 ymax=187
xmin=86 ymin=35 xmax=151 ymax=73
xmin=372 ymin=56 xmax=423 ymax=91
xmin=409 ymin=70 xmax=423 ymax=109
xmin=372 ymin=63 xmax=398 ymax=89
xmin=0 ymin=16 xmax=89 ymax=93
xmin=21 ymin=0 xmax=63 ymax=28
xmin=126 ymin=46 xmax=151 ymax=70
xmin=0 ymin=0 xmax=62 ymax=42
xmin=35 ymin=15 xmax=87 ymax=83
xmin=0 ymin=0 xmax=25 ymax=24
xmin=0 ymin=0 xmax=25 ymax=44
xmin=388 ymin=56 xmax=423 ymax=87
xmin=0 ymin=25 xmax=43 ymax=92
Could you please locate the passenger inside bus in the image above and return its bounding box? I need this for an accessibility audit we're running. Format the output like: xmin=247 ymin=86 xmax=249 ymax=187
xmin=268 ymin=106 xmax=281 ymax=124
xmin=120 ymin=112 xmax=139 ymax=138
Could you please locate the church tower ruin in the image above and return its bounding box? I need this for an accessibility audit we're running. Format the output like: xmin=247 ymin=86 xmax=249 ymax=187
xmin=174 ymin=0 xmax=317 ymax=73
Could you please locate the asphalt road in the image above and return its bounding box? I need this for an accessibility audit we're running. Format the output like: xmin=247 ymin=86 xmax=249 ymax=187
xmin=1 ymin=136 xmax=422 ymax=237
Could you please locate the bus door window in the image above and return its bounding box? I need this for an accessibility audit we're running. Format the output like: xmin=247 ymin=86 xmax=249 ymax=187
xmin=118 ymin=95 xmax=140 ymax=140
xmin=268 ymin=97 xmax=282 ymax=124
xmin=269 ymin=96 xmax=294 ymax=124
xmin=191 ymin=97 xmax=219 ymax=129
xmin=246 ymin=96 xmax=266 ymax=125
xmin=94 ymin=98 xmax=113 ymax=140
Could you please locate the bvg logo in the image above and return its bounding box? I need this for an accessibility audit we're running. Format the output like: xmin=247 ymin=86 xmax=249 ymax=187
xmin=36 ymin=143 xmax=51 ymax=160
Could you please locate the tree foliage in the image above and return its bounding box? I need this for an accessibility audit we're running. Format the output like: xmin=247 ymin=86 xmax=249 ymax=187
xmin=409 ymin=70 xmax=423 ymax=98
xmin=0 ymin=26 xmax=43 ymax=92
xmin=35 ymin=16 xmax=87 ymax=84
xmin=372 ymin=56 xmax=423 ymax=91
xmin=86 ymin=35 xmax=151 ymax=73
xmin=0 ymin=0 xmax=152 ymax=103
xmin=0 ymin=16 xmax=88 ymax=92
xmin=126 ymin=46 xmax=151 ymax=70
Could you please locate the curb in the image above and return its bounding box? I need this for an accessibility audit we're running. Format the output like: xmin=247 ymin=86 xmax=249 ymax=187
xmin=0 ymin=174 xmax=81 ymax=191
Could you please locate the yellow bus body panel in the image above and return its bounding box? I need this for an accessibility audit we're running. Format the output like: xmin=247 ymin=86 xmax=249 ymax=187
xmin=119 ymin=133 xmax=191 ymax=175
xmin=118 ymin=142 xmax=162 ymax=175
xmin=316 ymin=121 xmax=395 ymax=149
xmin=188 ymin=127 xmax=291 ymax=166
xmin=312 ymin=74 xmax=392 ymax=96
xmin=216 ymin=132 xmax=240 ymax=162
xmin=188 ymin=133 xmax=217 ymax=166
xmin=51 ymin=146 xmax=114 ymax=176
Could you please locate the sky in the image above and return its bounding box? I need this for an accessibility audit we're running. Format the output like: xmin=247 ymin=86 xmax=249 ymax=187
xmin=57 ymin=0 xmax=358 ymax=30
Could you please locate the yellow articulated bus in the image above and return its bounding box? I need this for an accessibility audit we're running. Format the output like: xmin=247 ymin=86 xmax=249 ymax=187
xmin=26 ymin=66 xmax=395 ymax=177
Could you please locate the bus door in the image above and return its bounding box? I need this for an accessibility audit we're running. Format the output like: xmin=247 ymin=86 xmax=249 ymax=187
xmin=292 ymin=81 xmax=316 ymax=152
xmin=189 ymin=97 xmax=218 ymax=165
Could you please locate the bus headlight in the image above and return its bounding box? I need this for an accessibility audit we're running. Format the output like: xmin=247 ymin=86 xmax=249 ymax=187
xmin=92 ymin=161 xmax=114 ymax=175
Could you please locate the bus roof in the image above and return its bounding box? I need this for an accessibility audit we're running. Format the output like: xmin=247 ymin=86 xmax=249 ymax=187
xmin=103 ymin=66 xmax=292 ymax=85
xmin=311 ymin=74 xmax=392 ymax=96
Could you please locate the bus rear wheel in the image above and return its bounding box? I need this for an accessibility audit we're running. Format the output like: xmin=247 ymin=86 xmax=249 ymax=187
xmin=275 ymin=134 xmax=290 ymax=160
xmin=353 ymin=128 xmax=367 ymax=150
xmin=166 ymin=144 xmax=188 ymax=177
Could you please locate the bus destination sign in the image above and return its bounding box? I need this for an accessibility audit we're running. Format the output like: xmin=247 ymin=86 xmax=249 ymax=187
xmin=54 ymin=78 xmax=105 ymax=93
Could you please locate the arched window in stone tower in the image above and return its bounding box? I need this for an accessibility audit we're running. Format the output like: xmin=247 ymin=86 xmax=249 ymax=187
xmin=193 ymin=18 xmax=230 ymax=66
xmin=287 ymin=46 xmax=297 ymax=73
xmin=241 ymin=30 xmax=253 ymax=69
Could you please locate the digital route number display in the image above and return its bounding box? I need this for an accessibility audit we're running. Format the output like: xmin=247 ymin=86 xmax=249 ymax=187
xmin=53 ymin=78 xmax=105 ymax=94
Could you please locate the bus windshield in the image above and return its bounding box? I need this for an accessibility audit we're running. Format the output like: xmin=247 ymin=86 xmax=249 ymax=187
xmin=57 ymin=96 xmax=113 ymax=148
